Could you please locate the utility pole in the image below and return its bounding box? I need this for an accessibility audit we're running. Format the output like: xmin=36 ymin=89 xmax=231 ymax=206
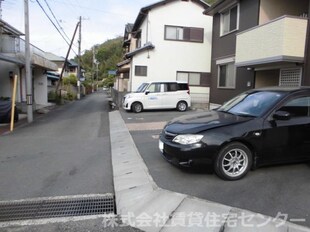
xmin=77 ymin=16 xmax=81 ymax=100
xmin=24 ymin=0 xmax=33 ymax=123
xmin=56 ymin=21 xmax=80 ymax=94
xmin=96 ymin=61 xmax=99 ymax=91
xmin=92 ymin=46 xmax=95 ymax=92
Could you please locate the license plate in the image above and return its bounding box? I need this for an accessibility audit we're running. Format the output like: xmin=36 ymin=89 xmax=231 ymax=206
xmin=159 ymin=140 xmax=164 ymax=152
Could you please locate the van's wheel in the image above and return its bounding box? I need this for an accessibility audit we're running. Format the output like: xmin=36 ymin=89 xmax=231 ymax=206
xmin=214 ymin=142 xmax=252 ymax=181
xmin=177 ymin=101 xmax=187 ymax=112
xmin=132 ymin=102 xmax=143 ymax=113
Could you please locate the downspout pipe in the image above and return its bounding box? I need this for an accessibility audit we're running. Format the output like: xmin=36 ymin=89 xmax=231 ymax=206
xmin=302 ymin=0 xmax=310 ymax=85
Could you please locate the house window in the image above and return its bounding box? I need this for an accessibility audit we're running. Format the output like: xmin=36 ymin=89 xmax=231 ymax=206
xmin=135 ymin=66 xmax=147 ymax=76
xmin=177 ymin=72 xmax=210 ymax=87
xmin=135 ymin=31 xmax=142 ymax=48
xmin=221 ymin=4 xmax=239 ymax=36
xmin=218 ymin=62 xmax=236 ymax=88
xmin=279 ymin=68 xmax=302 ymax=87
xmin=165 ymin=26 xmax=204 ymax=43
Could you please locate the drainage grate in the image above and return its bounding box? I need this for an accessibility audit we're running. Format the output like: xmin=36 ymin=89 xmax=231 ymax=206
xmin=0 ymin=194 xmax=115 ymax=222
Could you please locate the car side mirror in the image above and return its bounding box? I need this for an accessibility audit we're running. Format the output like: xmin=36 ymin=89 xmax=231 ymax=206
xmin=145 ymin=90 xmax=150 ymax=95
xmin=273 ymin=111 xmax=291 ymax=120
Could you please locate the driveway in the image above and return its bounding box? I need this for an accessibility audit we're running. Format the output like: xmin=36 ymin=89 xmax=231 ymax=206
xmin=120 ymin=108 xmax=310 ymax=228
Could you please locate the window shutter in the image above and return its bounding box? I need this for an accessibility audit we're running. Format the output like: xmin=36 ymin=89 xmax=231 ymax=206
xmin=200 ymin=73 xmax=211 ymax=87
xmin=230 ymin=6 xmax=238 ymax=31
xmin=190 ymin=28 xmax=204 ymax=42
xmin=183 ymin=27 xmax=190 ymax=41
xmin=135 ymin=66 xmax=147 ymax=76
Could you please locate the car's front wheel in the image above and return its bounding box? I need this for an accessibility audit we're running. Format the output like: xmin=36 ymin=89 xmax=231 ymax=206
xmin=214 ymin=142 xmax=252 ymax=181
xmin=132 ymin=102 xmax=143 ymax=113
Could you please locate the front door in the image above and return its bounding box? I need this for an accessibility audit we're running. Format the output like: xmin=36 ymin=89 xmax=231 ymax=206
xmin=144 ymin=83 xmax=163 ymax=109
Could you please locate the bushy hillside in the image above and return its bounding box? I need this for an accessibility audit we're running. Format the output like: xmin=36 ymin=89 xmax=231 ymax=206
xmin=78 ymin=37 xmax=123 ymax=82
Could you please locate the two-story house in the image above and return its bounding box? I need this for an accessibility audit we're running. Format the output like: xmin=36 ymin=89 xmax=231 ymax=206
xmin=45 ymin=52 xmax=64 ymax=93
xmin=117 ymin=0 xmax=213 ymax=108
xmin=204 ymin=0 xmax=310 ymax=105
xmin=46 ymin=52 xmax=83 ymax=78
xmin=45 ymin=52 xmax=86 ymax=97
xmin=116 ymin=23 xmax=134 ymax=93
xmin=0 ymin=19 xmax=58 ymax=110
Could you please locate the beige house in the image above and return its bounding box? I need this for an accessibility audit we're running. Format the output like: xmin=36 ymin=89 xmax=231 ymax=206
xmin=0 ymin=19 xmax=58 ymax=109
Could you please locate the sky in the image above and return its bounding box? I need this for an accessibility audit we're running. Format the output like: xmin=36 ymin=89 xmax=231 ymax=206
xmin=1 ymin=0 xmax=158 ymax=58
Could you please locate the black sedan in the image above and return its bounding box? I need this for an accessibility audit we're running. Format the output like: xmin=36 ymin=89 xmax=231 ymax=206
xmin=159 ymin=87 xmax=310 ymax=180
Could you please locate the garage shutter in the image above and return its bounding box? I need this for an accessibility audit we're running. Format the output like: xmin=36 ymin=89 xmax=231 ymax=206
xmin=279 ymin=68 xmax=302 ymax=87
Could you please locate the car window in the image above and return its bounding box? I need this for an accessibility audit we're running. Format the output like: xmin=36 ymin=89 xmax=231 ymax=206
xmin=147 ymin=83 xmax=161 ymax=93
xmin=177 ymin=83 xmax=188 ymax=91
xmin=164 ymin=83 xmax=177 ymax=92
xmin=277 ymin=96 xmax=310 ymax=117
xmin=136 ymin=83 xmax=148 ymax=93
xmin=217 ymin=91 xmax=285 ymax=117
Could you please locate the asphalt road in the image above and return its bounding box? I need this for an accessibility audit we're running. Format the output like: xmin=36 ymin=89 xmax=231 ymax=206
xmin=0 ymin=91 xmax=113 ymax=200
xmin=121 ymin=108 xmax=310 ymax=228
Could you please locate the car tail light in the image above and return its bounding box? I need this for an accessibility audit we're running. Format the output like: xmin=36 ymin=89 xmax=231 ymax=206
xmin=187 ymin=84 xmax=190 ymax=94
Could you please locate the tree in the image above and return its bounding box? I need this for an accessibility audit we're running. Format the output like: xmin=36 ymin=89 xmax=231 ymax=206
xmin=78 ymin=37 xmax=123 ymax=84
xmin=102 ymin=75 xmax=116 ymax=88
xmin=63 ymin=74 xmax=77 ymax=86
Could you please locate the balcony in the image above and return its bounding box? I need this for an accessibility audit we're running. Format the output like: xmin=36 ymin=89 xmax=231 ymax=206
xmin=0 ymin=35 xmax=20 ymax=53
xmin=235 ymin=16 xmax=308 ymax=67
xmin=0 ymin=35 xmax=57 ymax=70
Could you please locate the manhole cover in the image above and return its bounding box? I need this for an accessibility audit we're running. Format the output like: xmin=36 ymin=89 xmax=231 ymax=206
xmin=0 ymin=194 xmax=115 ymax=222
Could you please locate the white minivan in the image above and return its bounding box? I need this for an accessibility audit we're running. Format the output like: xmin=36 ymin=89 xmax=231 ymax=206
xmin=123 ymin=81 xmax=191 ymax=113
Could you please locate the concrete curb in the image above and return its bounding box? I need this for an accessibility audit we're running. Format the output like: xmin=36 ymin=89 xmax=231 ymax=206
xmin=109 ymin=110 xmax=310 ymax=232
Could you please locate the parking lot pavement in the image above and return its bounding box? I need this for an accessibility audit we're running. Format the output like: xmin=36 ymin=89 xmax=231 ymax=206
xmin=120 ymin=108 xmax=203 ymax=124
xmin=110 ymin=110 xmax=310 ymax=232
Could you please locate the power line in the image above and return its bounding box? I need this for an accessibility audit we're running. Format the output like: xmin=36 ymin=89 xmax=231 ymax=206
xmin=44 ymin=0 xmax=79 ymax=50
xmin=51 ymin=0 xmax=132 ymax=17
xmin=42 ymin=0 xmax=71 ymax=42
xmin=0 ymin=0 xmax=4 ymax=19
xmin=35 ymin=0 xmax=78 ymax=56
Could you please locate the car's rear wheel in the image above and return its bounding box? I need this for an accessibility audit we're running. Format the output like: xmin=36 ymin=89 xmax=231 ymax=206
xmin=132 ymin=102 xmax=143 ymax=113
xmin=214 ymin=142 xmax=252 ymax=181
xmin=177 ymin=101 xmax=187 ymax=112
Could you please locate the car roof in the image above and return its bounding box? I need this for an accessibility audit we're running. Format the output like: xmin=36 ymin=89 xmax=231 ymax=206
xmin=247 ymin=86 xmax=310 ymax=94
xmin=143 ymin=81 xmax=188 ymax=84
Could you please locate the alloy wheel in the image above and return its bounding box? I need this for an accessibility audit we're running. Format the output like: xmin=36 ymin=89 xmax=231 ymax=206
xmin=221 ymin=148 xmax=248 ymax=178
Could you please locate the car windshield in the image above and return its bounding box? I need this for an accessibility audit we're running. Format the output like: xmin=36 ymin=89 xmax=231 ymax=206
xmin=217 ymin=91 xmax=285 ymax=117
xmin=135 ymin=83 xmax=149 ymax=93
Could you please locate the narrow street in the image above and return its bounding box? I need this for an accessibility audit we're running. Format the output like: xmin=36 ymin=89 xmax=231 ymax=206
xmin=0 ymin=91 xmax=113 ymax=200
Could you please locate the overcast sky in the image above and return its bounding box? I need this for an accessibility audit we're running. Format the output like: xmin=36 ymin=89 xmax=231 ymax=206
xmin=2 ymin=0 xmax=157 ymax=58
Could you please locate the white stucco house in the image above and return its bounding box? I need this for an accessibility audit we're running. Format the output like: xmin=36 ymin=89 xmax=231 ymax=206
xmin=117 ymin=0 xmax=213 ymax=108
xmin=0 ymin=19 xmax=58 ymax=110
